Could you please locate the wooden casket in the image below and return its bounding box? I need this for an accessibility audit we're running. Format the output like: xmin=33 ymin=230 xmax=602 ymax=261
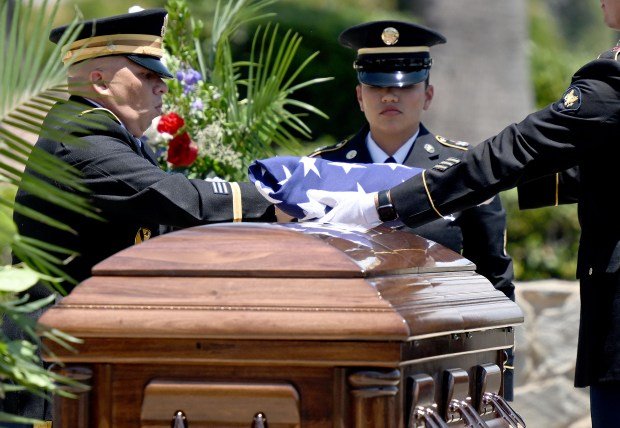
xmin=40 ymin=222 xmax=525 ymax=428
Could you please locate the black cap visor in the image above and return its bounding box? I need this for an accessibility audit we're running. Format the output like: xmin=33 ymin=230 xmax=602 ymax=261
xmin=357 ymin=69 xmax=429 ymax=87
xmin=127 ymin=55 xmax=173 ymax=79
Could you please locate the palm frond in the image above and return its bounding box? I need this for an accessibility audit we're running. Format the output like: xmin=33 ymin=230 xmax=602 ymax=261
xmin=233 ymin=23 xmax=333 ymax=154
xmin=210 ymin=0 xmax=276 ymax=58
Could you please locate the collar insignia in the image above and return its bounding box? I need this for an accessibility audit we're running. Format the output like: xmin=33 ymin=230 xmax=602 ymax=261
xmin=424 ymin=143 xmax=435 ymax=154
xmin=346 ymin=149 xmax=357 ymax=160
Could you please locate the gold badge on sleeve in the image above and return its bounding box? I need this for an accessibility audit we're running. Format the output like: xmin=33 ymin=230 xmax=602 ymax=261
xmin=135 ymin=227 xmax=152 ymax=244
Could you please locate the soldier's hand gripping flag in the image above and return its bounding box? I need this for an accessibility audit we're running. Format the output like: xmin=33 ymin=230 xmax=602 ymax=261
xmin=249 ymin=156 xmax=422 ymax=223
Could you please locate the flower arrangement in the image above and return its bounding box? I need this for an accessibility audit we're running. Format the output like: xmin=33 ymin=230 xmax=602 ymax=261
xmin=145 ymin=0 xmax=331 ymax=181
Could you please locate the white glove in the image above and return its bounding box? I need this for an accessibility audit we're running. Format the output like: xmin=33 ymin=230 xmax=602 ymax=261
xmin=307 ymin=190 xmax=380 ymax=227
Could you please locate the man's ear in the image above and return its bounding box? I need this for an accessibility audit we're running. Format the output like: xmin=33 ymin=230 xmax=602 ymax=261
xmin=356 ymin=84 xmax=364 ymax=111
xmin=90 ymin=70 xmax=109 ymax=95
xmin=423 ymin=84 xmax=434 ymax=111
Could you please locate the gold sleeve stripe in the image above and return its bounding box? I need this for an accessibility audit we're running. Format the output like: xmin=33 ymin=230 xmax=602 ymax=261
xmin=230 ymin=182 xmax=242 ymax=222
xmin=422 ymin=170 xmax=445 ymax=219
xmin=358 ymin=46 xmax=429 ymax=54
xmin=554 ymin=173 xmax=560 ymax=207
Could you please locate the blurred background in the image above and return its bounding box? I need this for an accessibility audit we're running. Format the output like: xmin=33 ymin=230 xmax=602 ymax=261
xmin=8 ymin=0 xmax=618 ymax=426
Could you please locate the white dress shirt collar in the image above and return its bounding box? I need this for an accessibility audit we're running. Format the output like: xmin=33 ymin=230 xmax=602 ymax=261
xmin=366 ymin=127 xmax=420 ymax=164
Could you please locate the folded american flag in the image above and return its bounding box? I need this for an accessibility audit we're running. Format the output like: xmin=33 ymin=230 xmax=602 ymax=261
xmin=248 ymin=156 xmax=423 ymax=220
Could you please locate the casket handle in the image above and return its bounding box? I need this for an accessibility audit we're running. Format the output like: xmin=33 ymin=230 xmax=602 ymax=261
xmin=482 ymin=393 xmax=526 ymax=428
xmin=251 ymin=411 xmax=269 ymax=428
xmin=411 ymin=406 xmax=449 ymax=428
xmin=171 ymin=410 xmax=188 ymax=428
xmin=475 ymin=364 xmax=525 ymax=428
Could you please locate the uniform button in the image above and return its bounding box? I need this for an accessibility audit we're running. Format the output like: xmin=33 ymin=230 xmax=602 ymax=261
xmin=588 ymin=267 xmax=593 ymax=276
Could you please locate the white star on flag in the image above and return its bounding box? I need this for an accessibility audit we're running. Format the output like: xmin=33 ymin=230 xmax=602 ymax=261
xmin=330 ymin=162 xmax=366 ymax=174
xmin=300 ymin=156 xmax=321 ymax=178
xmin=278 ymin=165 xmax=292 ymax=186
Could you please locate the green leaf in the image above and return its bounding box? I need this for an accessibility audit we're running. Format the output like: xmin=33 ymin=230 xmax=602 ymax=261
xmin=0 ymin=266 xmax=39 ymax=293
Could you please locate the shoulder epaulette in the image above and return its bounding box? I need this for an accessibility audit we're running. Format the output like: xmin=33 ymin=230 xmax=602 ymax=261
xmin=78 ymin=107 xmax=122 ymax=125
xmin=309 ymin=138 xmax=350 ymax=158
xmin=435 ymin=135 xmax=469 ymax=151
xmin=598 ymin=45 xmax=620 ymax=61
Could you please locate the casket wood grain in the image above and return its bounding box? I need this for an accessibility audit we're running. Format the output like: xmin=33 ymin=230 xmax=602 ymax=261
xmin=40 ymin=223 xmax=523 ymax=427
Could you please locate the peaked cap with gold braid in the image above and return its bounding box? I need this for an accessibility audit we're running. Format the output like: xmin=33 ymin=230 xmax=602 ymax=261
xmin=49 ymin=8 xmax=172 ymax=78
xmin=339 ymin=20 xmax=446 ymax=87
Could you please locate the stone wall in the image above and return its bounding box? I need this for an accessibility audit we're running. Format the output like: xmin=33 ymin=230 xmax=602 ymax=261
xmin=512 ymin=280 xmax=591 ymax=428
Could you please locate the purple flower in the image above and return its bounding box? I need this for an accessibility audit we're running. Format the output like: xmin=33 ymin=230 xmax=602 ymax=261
xmin=176 ymin=67 xmax=203 ymax=94
xmin=191 ymin=99 xmax=204 ymax=111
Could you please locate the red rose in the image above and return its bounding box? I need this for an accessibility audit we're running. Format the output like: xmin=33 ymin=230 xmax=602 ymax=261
xmin=167 ymin=132 xmax=198 ymax=167
xmin=157 ymin=112 xmax=185 ymax=134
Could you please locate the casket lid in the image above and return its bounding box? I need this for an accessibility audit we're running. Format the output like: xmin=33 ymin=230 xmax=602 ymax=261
xmin=93 ymin=223 xmax=474 ymax=278
xmin=40 ymin=223 xmax=522 ymax=344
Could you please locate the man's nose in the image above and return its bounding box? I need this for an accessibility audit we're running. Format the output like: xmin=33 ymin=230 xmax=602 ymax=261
xmin=156 ymin=79 xmax=169 ymax=94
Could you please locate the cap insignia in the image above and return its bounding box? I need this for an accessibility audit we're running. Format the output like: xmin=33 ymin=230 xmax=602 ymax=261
xmin=424 ymin=143 xmax=435 ymax=154
xmin=381 ymin=27 xmax=399 ymax=46
xmin=346 ymin=150 xmax=357 ymax=160
xmin=161 ymin=14 xmax=168 ymax=38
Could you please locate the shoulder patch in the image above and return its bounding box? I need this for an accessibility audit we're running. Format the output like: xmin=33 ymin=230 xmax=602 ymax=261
xmin=556 ymin=86 xmax=582 ymax=112
xmin=309 ymin=139 xmax=350 ymax=158
xmin=435 ymin=135 xmax=469 ymax=151
xmin=79 ymin=107 xmax=122 ymax=124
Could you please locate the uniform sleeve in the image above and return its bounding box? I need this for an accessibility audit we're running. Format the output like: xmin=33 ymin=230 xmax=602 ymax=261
xmin=517 ymin=166 xmax=580 ymax=209
xmin=390 ymin=59 xmax=620 ymax=227
xmin=460 ymin=196 xmax=515 ymax=300
xmin=65 ymin=135 xmax=274 ymax=227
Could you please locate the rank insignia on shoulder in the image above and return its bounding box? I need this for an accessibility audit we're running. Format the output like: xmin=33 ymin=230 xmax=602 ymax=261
xmin=424 ymin=143 xmax=435 ymax=154
xmin=432 ymin=163 xmax=448 ymax=172
xmin=557 ymin=86 xmax=582 ymax=111
xmin=135 ymin=227 xmax=152 ymax=244
xmin=454 ymin=141 xmax=469 ymax=148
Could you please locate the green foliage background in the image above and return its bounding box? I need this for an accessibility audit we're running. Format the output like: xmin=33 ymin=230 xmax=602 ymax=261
xmin=45 ymin=0 xmax=620 ymax=279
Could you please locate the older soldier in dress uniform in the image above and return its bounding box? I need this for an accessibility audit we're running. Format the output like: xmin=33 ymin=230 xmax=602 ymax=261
xmin=318 ymin=1 xmax=620 ymax=425
xmin=310 ymin=21 xmax=516 ymax=397
xmin=6 ymin=9 xmax=274 ymax=424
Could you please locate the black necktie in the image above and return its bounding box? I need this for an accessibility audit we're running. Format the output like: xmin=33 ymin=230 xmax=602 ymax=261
xmin=385 ymin=156 xmax=397 ymax=163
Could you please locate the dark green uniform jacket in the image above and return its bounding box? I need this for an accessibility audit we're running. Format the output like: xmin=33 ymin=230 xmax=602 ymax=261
xmin=389 ymin=50 xmax=620 ymax=387
xmin=13 ymin=96 xmax=274 ymax=293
